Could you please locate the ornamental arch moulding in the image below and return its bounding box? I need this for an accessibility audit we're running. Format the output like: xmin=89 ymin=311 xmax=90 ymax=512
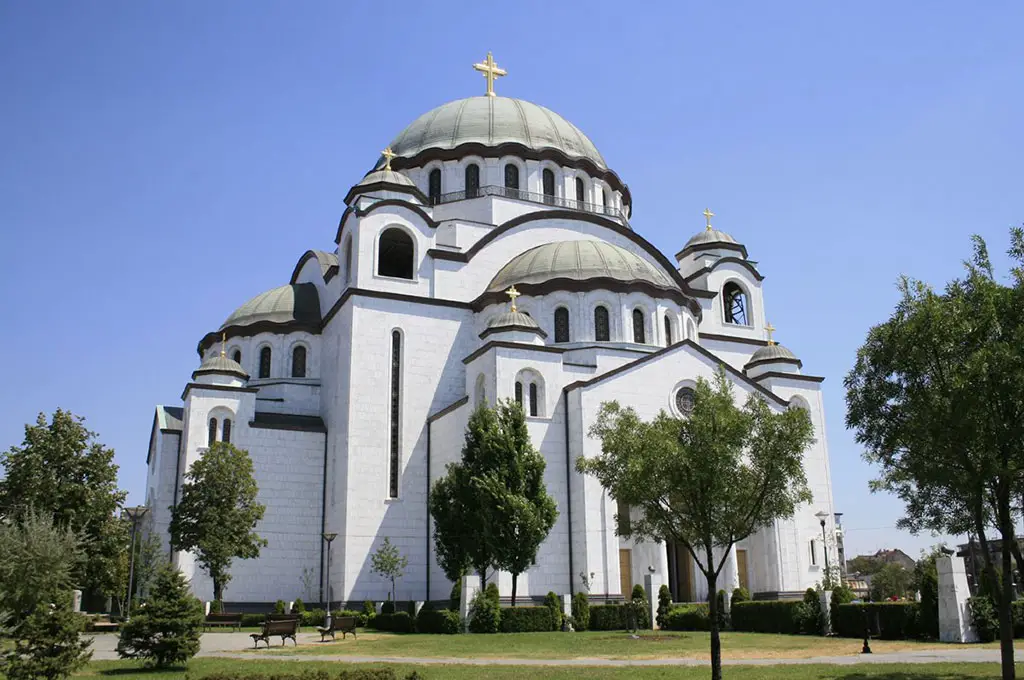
xmin=376 ymin=224 xmax=418 ymax=281
xmin=721 ymin=278 xmax=752 ymax=326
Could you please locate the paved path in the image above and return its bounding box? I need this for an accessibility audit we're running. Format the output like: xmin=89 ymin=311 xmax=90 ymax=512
xmin=88 ymin=632 xmax=1006 ymax=666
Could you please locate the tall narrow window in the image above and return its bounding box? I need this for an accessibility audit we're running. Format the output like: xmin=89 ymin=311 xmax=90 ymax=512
xmin=617 ymin=498 xmax=631 ymax=536
xmin=504 ymin=164 xmax=519 ymax=191
xmin=343 ymin=238 xmax=352 ymax=285
xmin=542 ymin=169 xmax=555 ymax=204
xmin=231 ymin=349 xmax=241 ymax=364
xmin=515 ymin=381 xmax=524 ymax=407
xmin=594 ymin=306 xmax=610 ymax=341
xmin=633 ymin=309 xmax=646 ymax=344
xmin=602 ymin=188 xmax=609 ymax=209
xmin=222 ymin=419 xmax=232 ymax=444
xmin=723 ymin=282 xmax=748 ymax=325
xmin=428 ymin=168 xmax=441 ymax=204
xmin=292 ymin=346 xmax=307 ymax=378
xmin=259 ymin=347 xmax=271 ymax=379
xmin=389 ymin=330 xmax=402 ymax=498
xmin=465 ymin=164 xmax=480 ymax=198
xmin=378 ymin=227 xmax=414 ymax=279
xmin=208 ymin=418 xmax=218 ymax=446
xmin=529 ymin=383 xmax=538 ymax=417
xmin=554 ymin=307 xmax=570 ymax=343
xmin=575 ymin=177 xmax=585 ymax=204
xmin=664 ymin=315 xmax=673 ymax=346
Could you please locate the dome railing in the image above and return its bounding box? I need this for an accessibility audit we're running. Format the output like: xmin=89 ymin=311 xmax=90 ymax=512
xmin=430 ymin=185 xmax=629 ymax=225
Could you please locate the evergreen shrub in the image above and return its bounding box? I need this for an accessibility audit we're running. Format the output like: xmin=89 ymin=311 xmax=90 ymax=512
xmin=2 ymin=595 xmax=92 ymax=680
xmin=293 ymin=598 xmax=306 ymax=613
xmin=241 ymin=613 xmax=265 ymax=628
xmin=499 ymin=606 xmax=553 ymax=632
xmin=415 ymin=608 xmax=460 ymax=634
xmin=656 ymin=585 xmax=672 ymax=628
xmin=715 ymin=589 xmax=730 ymax=630
xmin=468 ymin=590 xmax=500 ymax=633
xmin=662 ymin=603 xmax=711 ymax=631
xmin=589 ymin=604 xmax=628 ymax=631
xmin=797 ymin=588 xmax=823 ymax=635
xmin=449 ymin=579 xmax=461 ymax=611
xmin=731 ymin=587 xmax=750 ymax=604
xmin=301 ymin=609 xmax=326 ymax=627
xmin=543 ymin=592 xmax=562 ymax=630
xmin=731 ymin=600 xmax=803 ymax=634
xmin=274 ymin=600 xmax=286 ymax=614
xmin=485 ymin=582 xmax=500 ymax=606
xmin=372 ymin=611 xmax=415 ymax=633
xmin=968 ymin=597 xmax=998 ymax=643
xmin=571 ymin=592 xmax=590 ymax=631
xmin=381 ymin=600 xmax=396 ymax=615
xmin=116 ymin=564 xmax=203 ymax=667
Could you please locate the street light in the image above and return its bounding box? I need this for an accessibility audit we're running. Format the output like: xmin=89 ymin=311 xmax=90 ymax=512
xmin=122 ymin=505 xmax=150 ymax=618
xmin=815 ymin=510 xmax=831 ymax=582
xmin=323 ymin=532 xmax=338 ymax=628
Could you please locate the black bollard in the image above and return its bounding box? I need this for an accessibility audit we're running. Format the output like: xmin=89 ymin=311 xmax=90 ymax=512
xmin=861 ymin=604 xmax=872 ymax=654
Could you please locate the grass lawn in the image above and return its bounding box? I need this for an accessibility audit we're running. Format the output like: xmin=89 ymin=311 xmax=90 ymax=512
xmin=76 ymin=659 xmax=1021 ymax=679
xmin=259 ymin=630 xmax=988 ymax=661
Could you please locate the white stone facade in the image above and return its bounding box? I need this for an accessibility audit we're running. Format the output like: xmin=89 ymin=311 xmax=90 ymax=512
xmin=145 ymin=91 xmax=838 ymax=606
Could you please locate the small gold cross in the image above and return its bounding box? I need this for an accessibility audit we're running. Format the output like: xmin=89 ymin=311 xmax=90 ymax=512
xmin=221 ymin=331 xmax=227 ymax=357
xmin=703 ymin=208 xmax=715 ymax=231
xmin=505 ymin=285 xmax=521 ymax=312
xmin=473 ymin=51 xmax=507 ymax=97
xmin=765 ymin=322 xmax=776 ymax=346
xmin=381 ymin=146 xmax=397 ymax=171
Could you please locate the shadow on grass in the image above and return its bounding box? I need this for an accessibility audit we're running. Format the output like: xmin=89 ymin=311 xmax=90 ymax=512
xmin=97 ymin=667 xmax=186 ymax=676
xmin=833 ymin=675 xmax=992 ymax=680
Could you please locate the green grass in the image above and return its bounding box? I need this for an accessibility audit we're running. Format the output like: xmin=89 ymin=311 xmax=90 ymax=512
xmin=75 ymin=659 xmax=1023 ymax=679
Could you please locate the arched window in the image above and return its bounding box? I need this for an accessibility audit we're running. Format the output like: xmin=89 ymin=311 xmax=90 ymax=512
xmin=259 ymin=347 xmax=271 ymax=379
xmin=504 ymin=164 xmax=519 ymax=191
xmin=602 ymin=188 xmax=609 ymax=209
xmin=292 ymin=346 xmax=307 ymax=378
xmin=389 ymin=330 xmax=402 ymax=498
xmin=231 ymin=349 xmax=241 ymax=364
xmin=465 ymin=163 xmax=480 ymax=198
xmin=633 ymin=309 xmax=646 ymax=344
xmin=554 ymin=307 xmax=570 ymax=343
xmin=664 ymin=315 xmax=673 ymax=346
xmin=723 ymin=282 xmax=748 ymax=325
xmin=575 ymin=177 xmax=585 ymax=204
xmin=428 ymin=168 xmax=442 ymax=204
xmin=594 ymin=306 xmax=610 ymax=341
xmin=378 ymin=227 xmax=414 ymax=280
xmin=515 ymin=381 xmax=524 ymax=407
xmin=208 ymin=418 xmax=218 ymax=446
xmin=529 ymin=383 xmax=538 ymax=417
xmin=222 ymin=418 xmax=232 ymax=444
xmin=542 ymin=168 xmax=555 ymax=204
xmin=475 ymin=373 xmax=487 ymax=406
xmin=343 ymin=238 xmax=352 ymax=285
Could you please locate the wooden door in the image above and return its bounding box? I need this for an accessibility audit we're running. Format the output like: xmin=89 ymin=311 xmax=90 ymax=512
xmin=619 ymin=549 xmax=633 ymax=598
xmin=736 ymin=549 xmax=750 ymax=592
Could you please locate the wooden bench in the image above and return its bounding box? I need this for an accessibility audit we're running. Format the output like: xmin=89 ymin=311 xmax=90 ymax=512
xmin=89 ymin=621 xmax=120 ymax=633
xmin=250 ymin=618 xmax=299 ymax=648
xmin=204 ymin=613 xmax=243 ymax=631
xmin=317 ymin=615 xmax=358 ymax=641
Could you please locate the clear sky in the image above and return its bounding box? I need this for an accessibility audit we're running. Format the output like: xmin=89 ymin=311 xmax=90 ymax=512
xmin=1 ymin=1 xmax=1021 ymax=562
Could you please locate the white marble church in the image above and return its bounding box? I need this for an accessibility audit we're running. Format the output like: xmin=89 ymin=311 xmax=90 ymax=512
xmin=145 ymin=54 xmax=838 ymax=607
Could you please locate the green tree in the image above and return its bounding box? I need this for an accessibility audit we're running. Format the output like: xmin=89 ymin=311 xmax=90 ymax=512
xmin=485 ymin=400 xmax=558 ymax=606
xmin=915 ymin=546 xmax=943 ymax=639
xmin=845 ymin=229 xmax=1024 ymax=679
xmin=578 ymin=370 xmax=813 ymax=680
xmin=370 ymin=536 xmax=409 ymax=602
xmin=0 ymin=409 xmax=127 ymax=602
xmin=169 ymin=442 xmax=266 ymax=602
xmin=116 ymin=564 xmax=203 ymax=668
xmin=869 ymin=562 xmax=911 ymax=602
xmin=0 ymin=594 xmax=92 ymax=680
xmin=846 ymin=554 xmax=884 ymax=576
xmin=0 ymin=509 xmax=85 ymax=618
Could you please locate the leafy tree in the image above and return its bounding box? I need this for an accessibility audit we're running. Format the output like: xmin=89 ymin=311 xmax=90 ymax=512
xmin=915 ymin=547 xmax=943 ymax=638
xmin=370 ymin=536 xmax=409 ymax=603
xmin=116 ymin=564 xmax=203 ymax=668
xmin=169 ymin=442 xmax=266 ymax=602
xmin=846 ymin=554 xmax=884 ymax=576
xmin=0 ymin=409 xmax=127 ymax=602
xmin=845 ymin=229 xmax=1024 ymax=679
xmin=869 ymin=563 xmax=911 ymax=602
xmin=0 ymin=594 xmax=92 ymax=680
xmin=578 ymin=370 xmax=813 ymax=680
xmin=0 ymin=509 xmax=85 ymax=618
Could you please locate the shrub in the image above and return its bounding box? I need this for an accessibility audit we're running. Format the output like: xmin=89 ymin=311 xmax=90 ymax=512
xmin=381 ymin=600 xmax=396 ymax=615
xmin=797 ymin=588 xmax=823 ymax=635
xmin=301 ymin=609 xmax=326 ymax=627
xmin=731 ymin=587 xmax=750 ymax=604
xmin=499 ymin=606 xmax=553 ymax=633
xmin=468 ymin=589 xmax=500 ymax=633
xmin=241 ymin=613 xmax=265 ymax=628
xmin=332 ymin=609 xmax=367 ymax=627
xmin=662 ymin=603 xmax=711 ymax=631
xmin=572 ymin=592 xmax=590 ymax=631
xmin=968 ymin=596 xmax=998 ymax=643
xmin=715 ymin=589 xmax=730 ymax=630
xmin=363 ymin=600 xmax=376 ymax=618
xmin=273 ymin=599 xmax=286 ymax=614
xmin=209 ymin=599 xmax=224 ymax=614
xmin=450 ymin=579 xmax=461 ymax=611
xmin=656 ymin=585 xmax=672 ymax=628
xmin=374 ymin=611 xmax=415 ymax=633
xmin=589 ymin=604 xmax=628 ymax=631
xmin=485 ymin=582 xmax=500 ymax=606
xmin=2 ymin=594 xmax=91 ymax=680
xmin=731 ymin=600 xmax=803 ymax=634
xmin=829 ymin=585 xmax=855 ymax=634
xmin=628 ymin=584 xmax=649 ymax=630
xmin=116 ymin=564 xmax=203 ymax=668
xmin=416 ymin=608 xmax=460 ymax=634
xmin=293 ymin=598 xmax=306 ymax=613
xmin=543 ymin=592 xmax=562 ymax=631
xmin=833 ymin=602 xmax=921 ymax=640
xmin=917 ymin=566 xmax=939 ymax=639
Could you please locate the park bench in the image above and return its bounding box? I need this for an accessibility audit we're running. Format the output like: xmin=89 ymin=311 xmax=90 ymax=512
xmin=267 ymin=613 xmax=302 ymax=632
xmin=250 ymin=618 xmax=299 ymax=648
xmin=317 ymin=615 xmax=358 ymax=641
xmin=204 ymin=613 xmax=243 ymax=631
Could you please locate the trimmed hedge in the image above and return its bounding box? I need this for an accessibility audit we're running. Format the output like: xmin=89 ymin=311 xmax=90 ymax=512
xmin=731 ymin=600 xmax=802 ymax=634
xmin=572 ymin=592 xmax=590 ymax=631
xmin=370 ymin=611 xmax=415 ymax=633
xmin=662 ymin=603 xmax=711 ymax=631
xmin=499 ymin=607 xmax=553 ymax=633
xmin=833 ymin=603 xmax=920 ymax=640
xmin=415 ymin=608 xmax=460 ymax=634
xmin=589 ymin=604 xmax=628 ymax=631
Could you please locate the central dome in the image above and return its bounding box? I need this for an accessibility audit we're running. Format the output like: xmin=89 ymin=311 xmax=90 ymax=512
xmin=381 ymin=96 xmax=606 ymax=170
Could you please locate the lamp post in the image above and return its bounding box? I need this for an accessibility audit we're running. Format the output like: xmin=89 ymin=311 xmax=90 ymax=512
xmin=323 ymin=532 xmax=338 ymax=628
xmin=815 ymin=510 xmax=831 ymax=584
xmin=122 ymin=505 xmax=150 ymax=618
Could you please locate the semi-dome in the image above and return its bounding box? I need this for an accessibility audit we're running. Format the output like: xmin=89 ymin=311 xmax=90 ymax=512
xmin=487 ymin=240 xmax=677 ymax=294
xmin=221 ymin=283 xmax=322 ymax=330
xmin=746 ymin=343 xmax=802 ymax=368
xmin=380 ymin=96 xmax=606 ymax=170
xmin=356 ymin=168 xmax=416 ymax=188
xmin=192 ymin=353 xmax=249 ymax=381
xmin=684 ymin=228 xmax=738 ymax=251
xmin=486 ymin=310 xmax=541 ymax=330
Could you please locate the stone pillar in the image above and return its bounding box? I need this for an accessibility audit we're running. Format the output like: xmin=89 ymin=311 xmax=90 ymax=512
xmin=937 ymin=555 xmax=978 ymax=643
xmin=414 ymin=601 xmax=425 ymax=617
xmin=374 ymin=602 xmax=383 ymax=615
xmin=562 ymin=594 xmax=572 ymax=621
xmin=644 ymin=573 xmax=663 ymax=629
xmin=460 ymin=574 xmax=481 ymax=633
xmin=722 ymin=589 xmax=732 ymax=614
xmin=204 ymin=600 xmax=211 ymax=616
xmin=72 ymin=590 xmax=82 ymax=614
xmin=819 ymin=590 xmax=832 ymax=636
xmin=286 ymin=601 xmax=294 ymax=615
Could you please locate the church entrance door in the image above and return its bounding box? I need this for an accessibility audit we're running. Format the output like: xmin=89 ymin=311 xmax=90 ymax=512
xmin=618 ymin=549 xmax=632 ymax=598
xmin=736 ymin=549 xmax=750 ymax=592
xmin=666 ymin=541 xmax=695 ymax=602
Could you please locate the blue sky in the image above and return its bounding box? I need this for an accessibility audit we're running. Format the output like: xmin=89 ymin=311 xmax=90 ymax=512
xmin=1 ymin=1 xmax=1021 ymax=561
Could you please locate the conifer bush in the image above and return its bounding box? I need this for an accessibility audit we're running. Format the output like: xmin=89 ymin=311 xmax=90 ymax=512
xmin=543 ymin=591 xmax=562 ymax=630
xmin=0 ymin=594 xmax=92 ymax=680
xmin=571 ymin=592 xmax=590 ymax=631
xmin=656 ymin=584 xmax=672 ymax=628
xmin=468 ymin=589 xmax=500 ymax=633
xmin=116 ymin=564 xmax=203 ymax=667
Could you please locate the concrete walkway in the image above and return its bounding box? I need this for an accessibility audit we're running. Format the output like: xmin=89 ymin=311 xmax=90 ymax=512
xmin=88 ymin=632 xmax=1006 ymax=666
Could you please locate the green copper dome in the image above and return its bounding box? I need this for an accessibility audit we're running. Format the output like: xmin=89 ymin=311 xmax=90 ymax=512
xmin=221 ymin=283 xmax=322 ymax=330
xmin=380 ymin=96 xmax=606 ymax=170
xmin=192 ymin=354 xmax=249 ymax=381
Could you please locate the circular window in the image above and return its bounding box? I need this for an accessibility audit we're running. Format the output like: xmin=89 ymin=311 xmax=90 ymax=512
xmin=675 ymin=387 xmax=696 ymax=416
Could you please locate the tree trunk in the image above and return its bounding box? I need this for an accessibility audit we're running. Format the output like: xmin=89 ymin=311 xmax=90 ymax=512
xmin=705 ymin=546 xmax=722 ymax=680
xmin=392 ymin=577 xmax=397 ymax=604
xmin=511 ymin=573 xmax=518 ymax=607
xmin=997 ymin=516 xmax=1016 ymax=680
xmin=213 ymin=575 xmax=223 ymax=605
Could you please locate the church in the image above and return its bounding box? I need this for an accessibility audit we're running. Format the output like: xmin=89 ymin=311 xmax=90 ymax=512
xmin=145 ymin=54 xmax=838 ymax=607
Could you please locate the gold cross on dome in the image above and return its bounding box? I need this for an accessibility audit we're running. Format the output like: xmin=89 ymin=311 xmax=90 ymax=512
xmin=505 ymin=285 xmax=521 ymax=312
xmin=473 ymin=51 xmax=507 ymax=97
xmin=220 ymin=332 xmax=227 ymax=357
xmin=703 ymin=208 xmax=715 ymax=231
xmin=381 ymin=146 xmax=397 ymax=171
xmin=765 ymin=322 xmax=777 ymax=346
